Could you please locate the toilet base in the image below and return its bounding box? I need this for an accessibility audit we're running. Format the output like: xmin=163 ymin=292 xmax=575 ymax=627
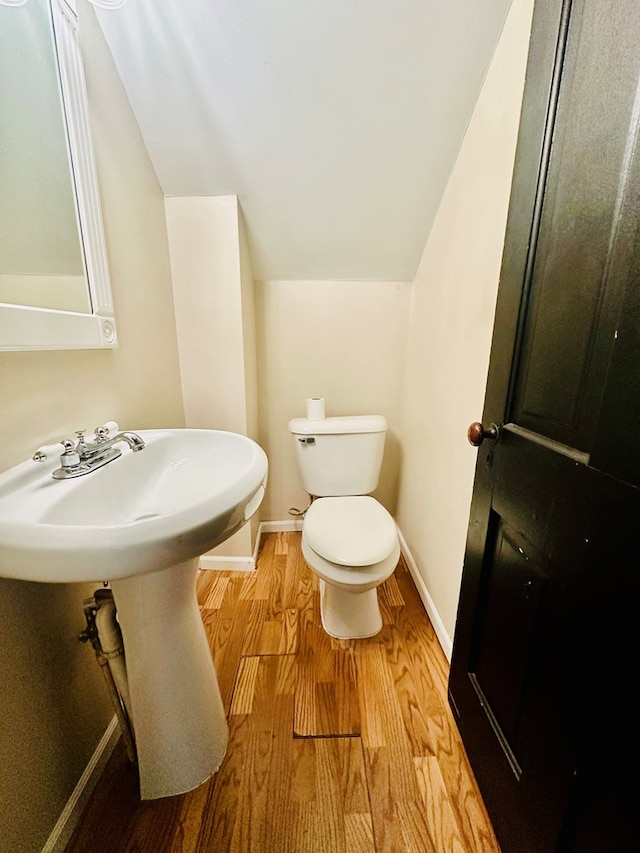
xmin=319 ymin=579 xmax=383 ymax=639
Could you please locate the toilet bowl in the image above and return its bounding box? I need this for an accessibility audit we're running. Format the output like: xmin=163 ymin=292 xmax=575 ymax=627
xmin=301 ymin=495 xmax=400 ymax=639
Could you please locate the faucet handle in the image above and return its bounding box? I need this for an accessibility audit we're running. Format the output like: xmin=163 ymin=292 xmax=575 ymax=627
xmin=33 ymin=442 xmax=65 ymax=462
xmin=94 ymin=421 xmax=119 ymax=442
xmin=33 ymin=438 xmax=77 ymax=462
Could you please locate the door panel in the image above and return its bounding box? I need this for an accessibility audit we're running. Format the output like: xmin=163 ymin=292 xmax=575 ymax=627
xmin=472 ymin=516 xmax=549 ymax=770
xmin=448 ymin=1 xmax=640 ymax=851
xmin=511 ymin=0 xmax=640 ymax=450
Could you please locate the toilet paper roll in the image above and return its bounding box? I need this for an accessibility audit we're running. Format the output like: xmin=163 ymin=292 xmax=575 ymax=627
xmin=306 ymin=398 xmax=325 ymax=420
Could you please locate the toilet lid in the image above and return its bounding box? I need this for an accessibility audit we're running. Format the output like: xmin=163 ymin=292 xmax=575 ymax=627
xmin=304 ymin=496 xmax=397 ymax=566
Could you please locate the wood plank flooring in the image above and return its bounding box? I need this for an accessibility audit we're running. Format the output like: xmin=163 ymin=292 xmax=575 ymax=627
xmin=65 ymin=532 xmax=501 ymax=852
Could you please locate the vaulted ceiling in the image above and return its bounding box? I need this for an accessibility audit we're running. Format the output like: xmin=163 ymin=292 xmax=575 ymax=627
xmin=95 ymin=0 xmax=513 ymax=281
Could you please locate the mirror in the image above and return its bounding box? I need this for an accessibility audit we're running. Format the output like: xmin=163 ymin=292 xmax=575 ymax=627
xmin=0 ymin=0 xmax=117 ymax=350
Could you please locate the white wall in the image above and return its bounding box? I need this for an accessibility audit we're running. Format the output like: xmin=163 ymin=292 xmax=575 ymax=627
xmin=256 ymin=280 xmax=411 ymax=521
xmin=95 ymin=0 xmax=513 ymax=282
xmin=165 ymin=195 xmax=260 ymax=562
xmin=165 ymin=196 xmax=256 ymax=435
xmin=0 ymin=3 xmax=184 ymax=851
xmin=397 ymin=0 xmax=535 ymax=651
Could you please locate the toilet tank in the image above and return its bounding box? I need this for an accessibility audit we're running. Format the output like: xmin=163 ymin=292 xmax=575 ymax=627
xmin=288 ymin=415 xmax=387 ymax=496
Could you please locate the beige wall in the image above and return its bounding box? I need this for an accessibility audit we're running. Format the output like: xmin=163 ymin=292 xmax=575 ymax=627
xmin=165 ymin=196 xmax=255 ymax=436
xmin=256 ymin=280 xmax=411 ymax=521
xmin=165 ymin=195 xmax=259 ymax=562
xmin=0 ymin=4 xmax=184 ymax=851
xmin=239 ymin=212 xmax=261 ymax=547
xmin=396 ymin=0 xmax=534 ymax=651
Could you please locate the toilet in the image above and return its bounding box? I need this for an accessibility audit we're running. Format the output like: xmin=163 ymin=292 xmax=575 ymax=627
xmin=288 ymin=413 xmax=400 ymax=639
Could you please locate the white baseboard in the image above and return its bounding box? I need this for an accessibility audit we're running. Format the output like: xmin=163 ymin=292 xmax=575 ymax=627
xmin=199 ymin=554 xmax=255 ymax=571
xmin=42 ymin=716 xmax=120 ymax=853
xmin=396 ymin=528 xmax=453 ymax=662
xmin=260 ymin=518 xmax=304 ymax=533
xmin=198 ymin=519 xmax=304 ymax=572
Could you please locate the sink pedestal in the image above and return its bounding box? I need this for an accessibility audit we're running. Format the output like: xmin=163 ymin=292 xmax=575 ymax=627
xmin=111 ymin=557 xmax=228 ymax=799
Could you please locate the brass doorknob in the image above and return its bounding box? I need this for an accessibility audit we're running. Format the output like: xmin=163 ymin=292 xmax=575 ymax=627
xmin=467 ymin=422 xmax=500 ymax=446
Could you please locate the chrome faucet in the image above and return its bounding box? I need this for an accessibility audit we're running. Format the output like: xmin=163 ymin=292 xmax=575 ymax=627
xmin=75 ymin=428 xmax=146 ymax=458
xmin=33 ymin=422 xmax=145 ymax=480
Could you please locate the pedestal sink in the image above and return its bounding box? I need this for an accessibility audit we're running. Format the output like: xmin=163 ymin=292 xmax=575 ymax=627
xmin=0 ymin=429 xmax=268 ymax=799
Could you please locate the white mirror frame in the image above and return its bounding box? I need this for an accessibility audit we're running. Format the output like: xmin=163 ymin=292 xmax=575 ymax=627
xmin=0 ymin=0 xmax=117 ymax=351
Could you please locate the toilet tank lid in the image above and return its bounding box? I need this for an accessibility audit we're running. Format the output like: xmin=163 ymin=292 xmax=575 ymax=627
xmin=288 ymin=415 xmax=387 ymax=435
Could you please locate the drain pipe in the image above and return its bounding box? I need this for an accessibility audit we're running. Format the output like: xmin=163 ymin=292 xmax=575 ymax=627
xmin=79 ymin=590 xmax=137 ymax=766
xmin=94 ymin=593 xmax=133 ymax=720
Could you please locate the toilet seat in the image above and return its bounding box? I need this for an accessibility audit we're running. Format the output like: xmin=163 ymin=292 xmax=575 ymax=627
xmin=303 ymin=496 xmax=398 ymax=566
xmin=302 ymin=495 xmax=400 ymax=598
xmin=302 ymin=533 xmax=399 ymax=591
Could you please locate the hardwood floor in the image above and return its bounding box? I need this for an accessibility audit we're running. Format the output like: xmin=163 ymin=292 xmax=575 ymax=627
xmin=65 ymin=532 xmax=500 ymax=852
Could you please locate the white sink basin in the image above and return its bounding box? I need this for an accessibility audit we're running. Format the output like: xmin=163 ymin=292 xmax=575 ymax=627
xmin=0 ymin=428 xmax=268 ymax=799
xmin=0 ymin=428 xmax=268 ymax=583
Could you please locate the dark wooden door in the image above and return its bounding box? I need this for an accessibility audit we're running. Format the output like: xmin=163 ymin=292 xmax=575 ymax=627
xmin=448 ymin=2 xmax=640 ymax=852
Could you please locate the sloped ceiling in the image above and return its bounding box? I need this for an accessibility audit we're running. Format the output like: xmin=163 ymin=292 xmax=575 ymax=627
xmin=95 ymin=0 xmax=513 ymax=281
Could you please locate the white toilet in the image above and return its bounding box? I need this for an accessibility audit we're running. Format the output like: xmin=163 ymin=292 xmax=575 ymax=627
xmin=288 ymin=413 xmax=400 ymax=639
